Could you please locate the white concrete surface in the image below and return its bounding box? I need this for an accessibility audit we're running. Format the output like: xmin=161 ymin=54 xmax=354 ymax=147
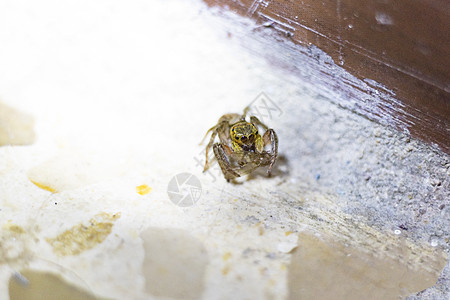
xmin=0 ymin=0 xmax=448 ymax=299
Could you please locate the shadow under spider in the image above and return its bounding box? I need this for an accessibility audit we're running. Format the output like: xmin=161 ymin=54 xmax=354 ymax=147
xmin=232 ymin=154 xmax=290 ymax=183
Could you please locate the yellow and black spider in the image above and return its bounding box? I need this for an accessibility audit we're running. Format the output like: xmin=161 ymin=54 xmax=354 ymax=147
xmin=201 ymin=106 xmax=278 ymax=182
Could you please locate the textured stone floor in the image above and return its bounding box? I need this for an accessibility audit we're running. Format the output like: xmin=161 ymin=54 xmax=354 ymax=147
xmin=0 ymin=0 xmax=448 ymax=299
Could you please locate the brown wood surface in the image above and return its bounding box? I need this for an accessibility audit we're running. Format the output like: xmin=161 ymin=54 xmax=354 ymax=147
xmin=204 ymin=0 xmax=450 ymax=154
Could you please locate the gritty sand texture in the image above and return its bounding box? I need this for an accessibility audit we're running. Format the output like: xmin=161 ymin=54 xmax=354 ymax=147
xmin=0 ymin=0 xmax=448 ymax=299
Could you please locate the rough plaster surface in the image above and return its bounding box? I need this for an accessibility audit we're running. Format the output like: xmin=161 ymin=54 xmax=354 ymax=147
xmin=141 ymin=227 xmax=208 ymax=299
xmin=0 ymin=102 xmax=35 ymax=146
xmin=0 ymin=0 xmax=448 ymax=299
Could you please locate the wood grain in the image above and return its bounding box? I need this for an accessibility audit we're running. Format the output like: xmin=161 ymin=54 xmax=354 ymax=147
xmin=204 ymin=0 xmax=450 ymax=153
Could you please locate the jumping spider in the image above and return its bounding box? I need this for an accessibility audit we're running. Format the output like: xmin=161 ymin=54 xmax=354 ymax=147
xmin=201 ymin=106 xmax=278 ymax=182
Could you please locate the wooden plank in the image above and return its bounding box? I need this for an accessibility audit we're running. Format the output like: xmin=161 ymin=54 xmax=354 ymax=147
xmin=204 ymin=0 xmax=450 ymax=153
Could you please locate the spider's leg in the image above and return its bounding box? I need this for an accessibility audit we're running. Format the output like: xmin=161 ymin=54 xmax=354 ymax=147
xmin=232 ymin=152 xmax=264 ymax=174
xmin=199 ymin=124 xmax=217 ymax=146
xmin=218 ymin=113 xmax=241 ymax=123
xmin=262 ymin=129 xmax=278 ymax=175
xmin=213 ymin=143 xmax=240 ymax=181
xmin=201 ymin=113 xmax=240 ymax=145
xmin=250 ymin=116 xmax=269 ymax=131
xmin=251 ymin=115 xmax=278 ymax=175
xmin=205 ymin=118 xmax=237 ymax=172
xmin=227 ymin=151 xmax=267 ymax=179
xmin=203 ymin=128 xmax=219 ymax=172
xmin=241 ymin=105 xmax=250 ymax=120
xmin=217 ymin=121 xmax=232 ymax=147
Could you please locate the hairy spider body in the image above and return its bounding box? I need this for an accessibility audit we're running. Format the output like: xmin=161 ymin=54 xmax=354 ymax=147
xmin=201 ymin=106 xmax=278 ymax=182
xmin=231 ymin=121 xmax=260 ymax=152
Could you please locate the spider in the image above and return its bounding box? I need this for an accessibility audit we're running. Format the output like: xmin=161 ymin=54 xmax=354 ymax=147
xmin=201 ymin=106 xmax=278 ymax=182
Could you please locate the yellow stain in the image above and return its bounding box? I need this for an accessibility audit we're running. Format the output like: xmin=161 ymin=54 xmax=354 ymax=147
xmin=157 ymin=266 xmax=168 ymax=275
xmin=259 ymin=226 xmax=264 ymax=236
xmin=46 ymin=212 xmax=121 ymax=256
xmin=285 ymin=231 xmax=294 ymax=236
xmin=3 ymin=223 xmax=25 ymax=234
xmin=222 ymin=252 xmax=232 ymax=261
xmin=136 ymin=184 xmax=152 ymax=195
xmin=222 ymin=265 xmax=230 ymax=275
xmin=30 ymin=180 xmax=57 ymax=193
